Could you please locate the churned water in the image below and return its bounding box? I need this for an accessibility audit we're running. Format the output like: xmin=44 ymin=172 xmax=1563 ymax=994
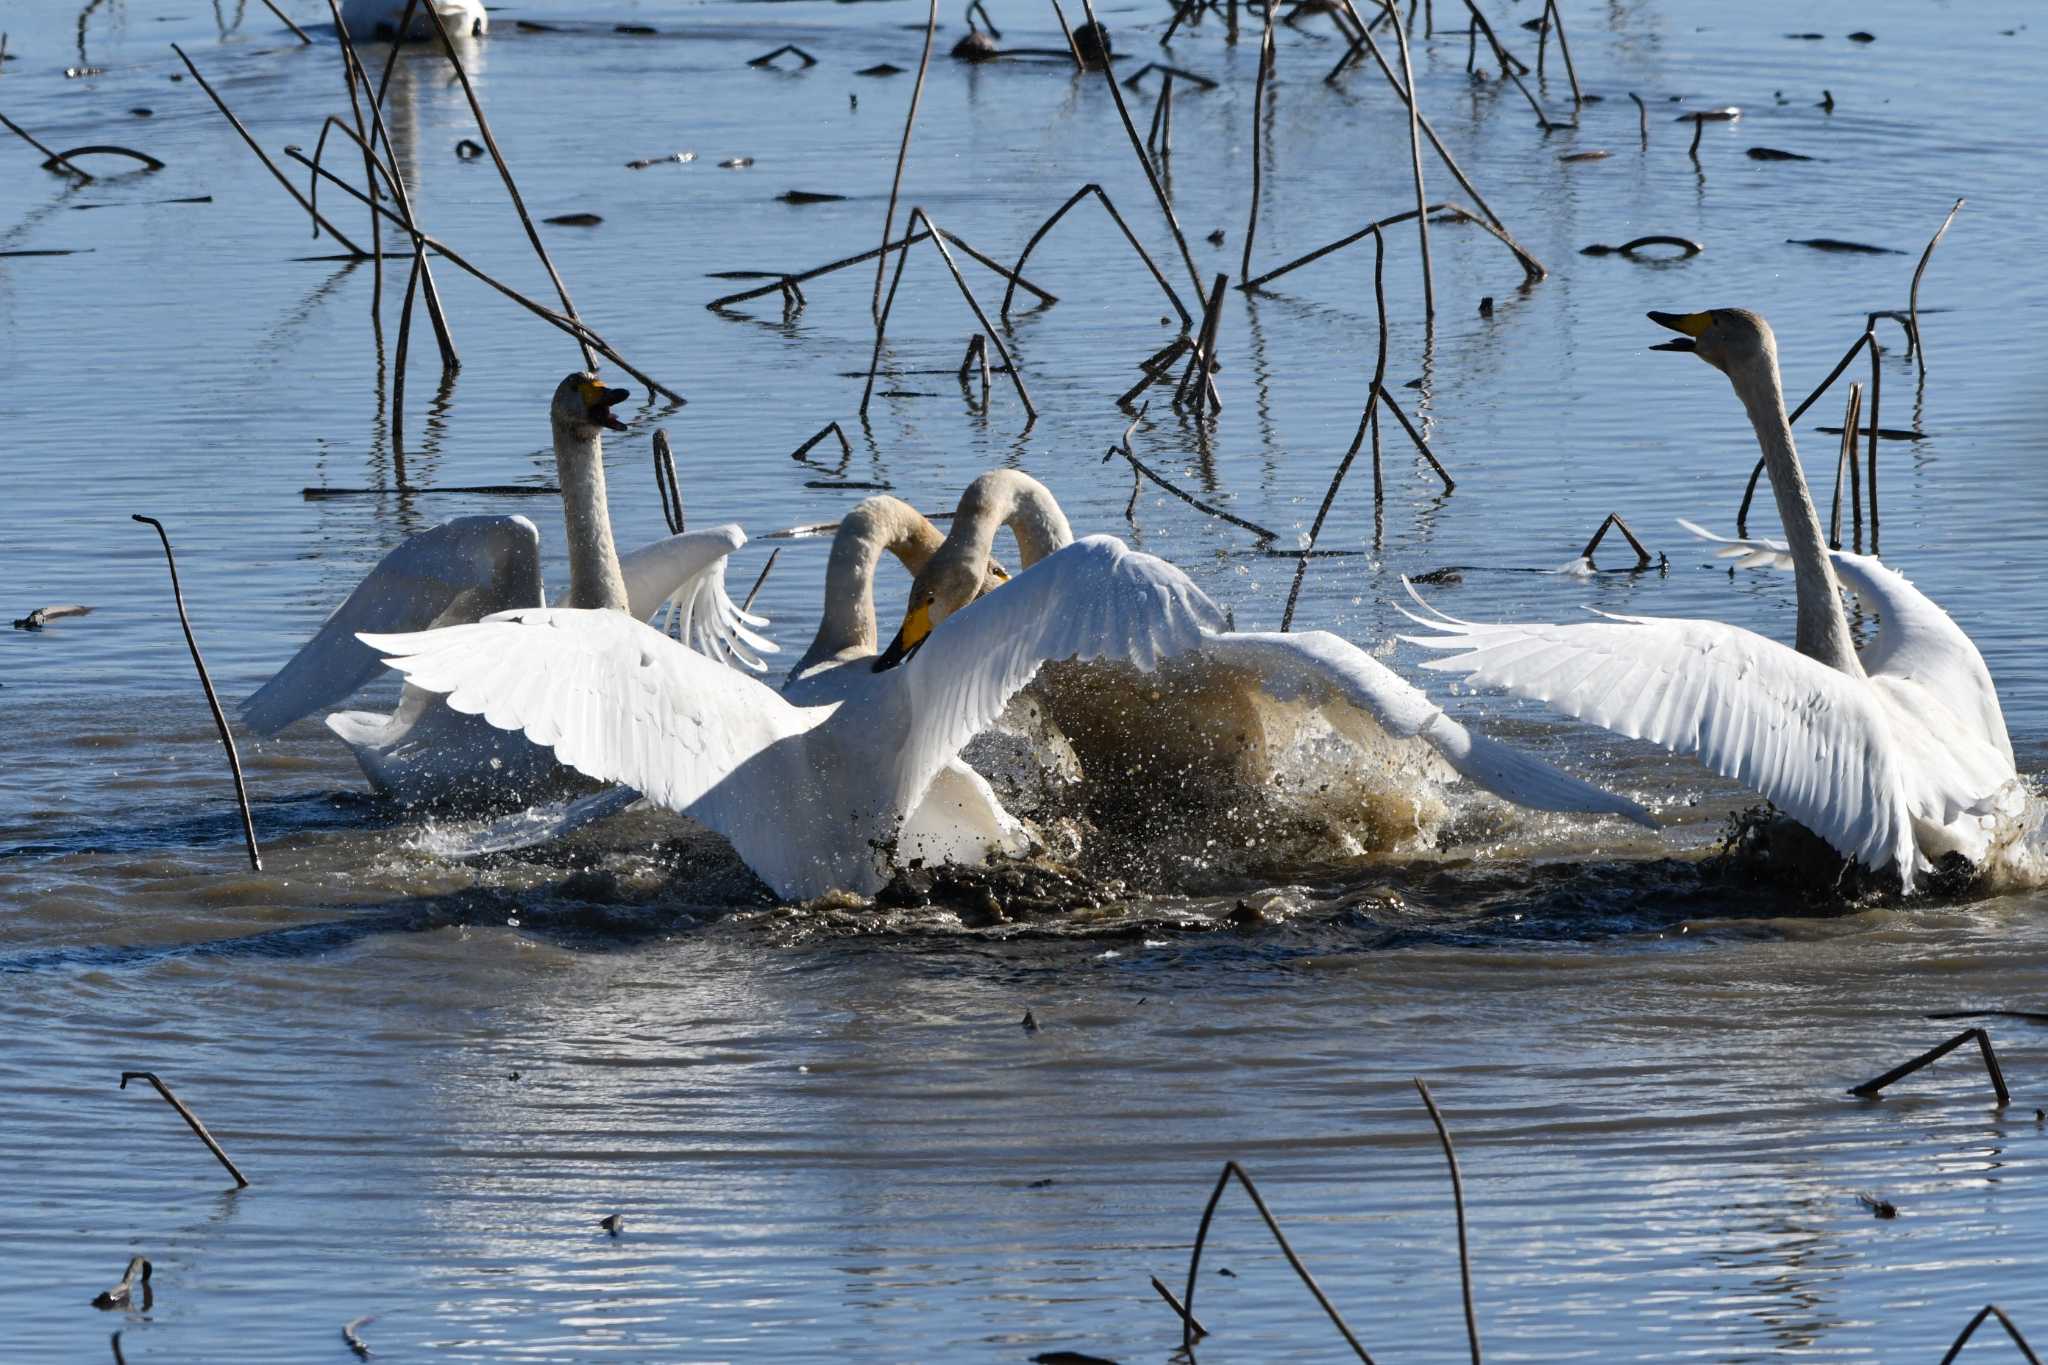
xmin=2 ymin=0 xmax=2046 ymax=1358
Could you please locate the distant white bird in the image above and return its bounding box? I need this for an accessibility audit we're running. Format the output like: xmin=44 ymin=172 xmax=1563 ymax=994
xmin=244 ymin=374 xmax=771 ymax=806
xmin=1403 ymin=308 xmax=2026 ymax=891
xmin=339 ymin=0 xmax=487 ymax=40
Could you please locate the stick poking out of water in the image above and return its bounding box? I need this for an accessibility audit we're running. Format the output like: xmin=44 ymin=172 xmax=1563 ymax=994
xmin=742 ymin=548 xmax=781 ymax=615
xmin=653 ymin=428 xmax=685 ymax=534
xmin=874 ymin=0 xmax=939 ymax=323
xmin=1907 ymin=197 xmax=1963 ymax=369
xmin=1101 ymin=403 xmax=1277 ymax=541
xmin=1148 ymin=1274 xmax=1208 ymax=1338
xmin=1416 ymin=1079 xmax=1482 ymax=1365
xmin=343 ymin=1315 xmax=375 ymax=1359
xmin=91 ymin=1257 xmax=152 ymax=1311
xmin=130 ymin=516 xmax=261 ymax=874
xmin=1850 ymin=1028 xmax=2010 ymax=1107
xmin=119 ymin=1070 xmax=251 ymax=1187
xmin=1939 ymin=1305 xmax=2042 ymax=1365
xmin=1580 ymin=513 xmax=1651 ymax=569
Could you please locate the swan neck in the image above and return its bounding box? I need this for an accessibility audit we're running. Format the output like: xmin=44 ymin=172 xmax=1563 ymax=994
xmin=795 ymin=498 xmax=943 ymax=673
xmin=961 ymin=471 xmax=1073 ymax=569
xmin=1733 ymin=359 xmax=1862 ymax=676
xmin=554 ymin=420 xmax=629 ymax=612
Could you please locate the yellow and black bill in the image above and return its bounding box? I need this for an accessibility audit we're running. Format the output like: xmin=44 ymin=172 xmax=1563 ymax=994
xmin=577 ymin=375 xmax=632 ymax=430
xmin=1647 ymin=310 xmax=1711 ymax=352
xmin=872 ymin=601 xmax=933 ymax=672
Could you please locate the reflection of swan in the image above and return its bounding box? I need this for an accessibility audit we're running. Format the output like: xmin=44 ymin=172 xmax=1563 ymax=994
xmin=874 ymin=472 xmax=1655 ymax=840
xmin=1403 ymin=309 xmax=2023 ymax=890
xmin=340 ymin=0 xmax=487 ymax=40
xmin=245 ymin=374 xmax=771 ymax=806
xmin=366 ymin=489 xmax=1648 ymax=899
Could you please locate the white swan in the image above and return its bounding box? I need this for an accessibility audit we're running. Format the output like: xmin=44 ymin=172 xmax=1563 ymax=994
xmin=362 ymin=477 xmax=1649 ymax=899
xmin=339 ymin=0 xmax=487 ymax=40
xmin=243 ymin=373 xmax=772 ymax=806
xmin=1401 ymin=308 xmax=2025 ymax=891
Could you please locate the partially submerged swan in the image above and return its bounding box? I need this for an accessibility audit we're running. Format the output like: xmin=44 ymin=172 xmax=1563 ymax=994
xmin=1403 ymin=308 xmax=2026 ymax=891
xmin=244 ymin=374 xmax=771 ymax=806
xmin=365 ymin=483 xmax=1648 ymax=899
xmin=339 ymin=0 xmax=487 ymax=40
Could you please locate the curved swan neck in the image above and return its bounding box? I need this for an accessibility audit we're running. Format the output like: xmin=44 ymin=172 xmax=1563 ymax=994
xmin=1729 ymin=355 xmax=1863 ymax=676
xmin=796 ymin=498 xmax=945 ymax=672
xmin=553 ymin=418 xmax=630 ymax=612
xmin=952 ymin=470 xmax=1073 ymax=571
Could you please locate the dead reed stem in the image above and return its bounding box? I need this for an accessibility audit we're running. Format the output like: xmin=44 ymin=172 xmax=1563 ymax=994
xmin=130 ymin=516 xmax=261 ymax=873
xmin=716 ymin=227 xmax=1051 ymax=312
xmin=1103 ymin=404 xmax=1277 ymax=539
xmin=120 ymin=1070 xmax=250 ymax=1187
xmin=283 ymin=149 xmax=683 ymax=403
xmin=1735 ymin=329 xmax=1874 ymax=536
xmin=1939 ymin=1305 xmax=2042 ymax=1365
xmin=1381 ymin=0 xmax=1435 ymax=319
xmin=305 ymin=115 xmax=455 ymax=369
xmin=1850 ymin=1028 xmax=2010 ymax=1106
xmin=1827 ymin=386 xmax=1855 ymax=549
xmin=1049 ymin=0 xmax=1084 ymax=66
xmin=420 ymin=0 xmax=596 ymax=370
xmin=742 ymin=548 xmax=781 ymax=614
xmin=0 ymin=108 xmax=96 ymax=179
xmin=256 ymin=0 xmax=312 ymax=43
xmin=874 ymin=0 xmax=940 ymax=323
xmin=1079 ymin=0 xmax=1207 ymax=304
xmin=1866 ymin=332 xmax=1881 ymax=551
xmin=1380 ymin=383 xmax=1453 ymax=488
xmin=1844 ymin=382 xmax=1863 ymax=549
xmin=653 ymin=428 xmax=685 ymax=533
xmin=1462 ymin=0 xmax=1553 ymax=127
xmin=1178 ymin=1161 xmax=1376 ymax=1361
xmin=1244 ymin=200 xmax=1542 ymax=291
xmin=1239 ymin=20 xmax=1273 ymax=284
xmin=1908 ymin=197 xmax=1964 ymax=368
xmin=1629 ymin=91 xmax=1646 ymax=144
xmin=791 ymin=421 xmax=853 ymax=470
xmin=343 ymin=1316 xmax=375 ymax=1359
xmin=325 ymin=1 xmax=385 ymax=346
xmin=1416 ymin=1079 xmax=1482 ymax=1365
xmin=1580 ymin=513 xmax=1651 ymax=568
xmin=1280 ymin=225 xmax=1388 ymax=632
xmin=173 ymin=44 xmax=370 ymax=255
xmin=1176 ymin=272 xmax=1228 ymax=411
xmin=1543 ymin=0 xmax=1582 ymax=107
xmin=1118 ymin=336 xmax=1190 ymax=405
xmin=1149 ymin=1274 xmax=1209 ymax=1338
xmin=1002 ymin=183 xmax=1188 ymax=323
xmin=862 ymin=207 xmax=1035 ymax=421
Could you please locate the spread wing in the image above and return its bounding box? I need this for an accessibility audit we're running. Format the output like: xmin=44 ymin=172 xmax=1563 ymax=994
xmin=616 ymin=524 xmax=778 ymax=672
xmin=243 ymin=515 xmax=543 ymax=736
xmin=1398 ymin=583 xmax=1950 ymax=883
xmin=1194 ymin=630 xmax=1655 ymax=825
xmin=1680 ymin=519 xmax=2011 ymax=764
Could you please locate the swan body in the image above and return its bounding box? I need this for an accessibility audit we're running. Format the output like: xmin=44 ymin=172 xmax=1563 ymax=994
xmin=339 ymin=0 xmax=487 ymax=40
xmin=368 ymin=532 xmax=1651 ymax=900
xmin=1403 ymin=309 xmax=2024 ymax=890
xmin=245 ymin=375 xmax=771 ymax=806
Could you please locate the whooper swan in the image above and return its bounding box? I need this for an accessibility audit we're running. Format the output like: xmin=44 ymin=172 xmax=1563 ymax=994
xmin=1402 ymin=308 xmax=2026 ymax=891
xmin=243 ymin=373 xmax=771 ymax=806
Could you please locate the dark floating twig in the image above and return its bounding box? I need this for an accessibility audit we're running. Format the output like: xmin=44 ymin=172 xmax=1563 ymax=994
xmin=91 ymin=1257 xmax=152 ymax=1311
xmin=0 ymin=247 xmax=92 ymax=256
xmin=653 ymin=428 xmax=684 ymax=534
xmin=39 ymin=143 xmax=163 ymax=173
xmin=0 ymin=108 xmax=97 ymax=179
xmin=779 ymin=189 xmax=845 ymax=204
xmin=456 ymin=138 xmax=485 ymax=159
xmin=1558 ymin=149 xmax=1609 ymax=163
xmin=1580 ymin=235 xmax=1702 ymax=259
xmin=173 ymin=45 xmax=369 ymax=255
xmin=1102 ymin=403 xmax=1277 ymax=541
xmin=742 ymin=548 xmax=780 ymax=614
xmin=1858 ymin=1192 xmax=1898 ymax=1219
xmin=13 ymin=604 xmax=92 ymax=630
xmin=130 ymin=517 xmax=260 ymax=873
xmin=1179 ymin=1161 xmax=1376 ymax=1361
xmin=119 ymin=1070 xmax=251 ymax=1187
xmin=1939 ymin=1306 xmax=2042 ymax=1365
xmin=748 ymin=44 xmax=818 ymax=68
xmin=1580 ymin=513 xmax=1651 ymax=569
xmin=857 ymin=62 xmax=904 ymax=77
xmin=1149 ymin=1274 xmax=1209 ymax=1339
xmin=791 ymin=421 xmax=853 ymax=471
xmin=343 ymin=1315 xmax=375 ymax=1359
xmin=862 ymin=206 xmax=1035 ymax=422
xmin=1907 ymin=197 xmax=1964 ymax=368
xmin=1416 ymin=1079 xmax=1482 ymax=1365
xmin=1747 ymin=146 xmax=1812 ymax=161
xmin=1787 ymin=237 xmax=1902 ymax=254
xmin=1002 ymin=182 xmax=1187 ymax=324
xmin=1926 ymin=1009 xmax=2048 ymax=1025
xmin=1849 ymin=1028 xmax=2010 ymax=1107
xmin=599 ymin=1213 xmax=626 ymax=1236
xmin=544 ymin=212 xmax=602 ymax=226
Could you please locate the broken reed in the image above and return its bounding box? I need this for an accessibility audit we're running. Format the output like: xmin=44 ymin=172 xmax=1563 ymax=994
xmin=120 ymin=1069 xmax=250 ymax=1186
xmin=1735 ymin=326 xmax=1880 ymax=546
xmin=873 ymin=0 xmax=940 ymax=323
xmin=130 ymin=516 xmax=261 ymax=873
xmin=861 ymin=206 xmax=1035 ymax=422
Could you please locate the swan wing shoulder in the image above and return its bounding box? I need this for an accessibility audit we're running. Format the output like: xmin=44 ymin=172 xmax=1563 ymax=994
xmin=360 ymin=607 xmax=814 ymax=814
xmin=1196 ymin=630 xmax=1656 ymax=826
xmin=615 ymin=524 xmax=780 ymax=672
xmin=242 ymin=515 xmax=542 ymax=736
xmin=887 ymin=535 xmax=1226 ymax=810
xmin=1398 ymin=586 xmax=1925 ymax=876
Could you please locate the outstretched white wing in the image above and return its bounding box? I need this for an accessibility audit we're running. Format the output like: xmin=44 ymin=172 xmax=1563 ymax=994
xmin=1680 ymin=519 xmax=2011 ymax=764
xmin=363 ymin=608 xmax=830 ymax=895
xmin=616 ymin=524 xmax=779 ymax=672
xmin=1398 ymin=583 xmax=2008 ymax=885
xmin=1196 ymin=630 xmax=1656 ymax=826
xmin=243 ymin=515 xmax=543 ymax=736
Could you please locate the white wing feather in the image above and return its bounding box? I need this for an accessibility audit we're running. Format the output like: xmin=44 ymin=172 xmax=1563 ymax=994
xmin=616 ymin=524 xmax=778 ymax=672
xmin=243 ymin=516 xmax=543 ymax=736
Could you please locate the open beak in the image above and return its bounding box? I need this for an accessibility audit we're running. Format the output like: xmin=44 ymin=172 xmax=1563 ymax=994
xmin=872 ymin=601 xmax=933 ymax=672
xmin=1647 ymin=310 xmax=1708 ymax=352
xmin=590 ymin=385 xmax=631 ymax=431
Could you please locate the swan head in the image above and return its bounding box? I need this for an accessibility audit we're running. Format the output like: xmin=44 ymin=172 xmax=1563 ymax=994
xmin=1647 ymin=308 xmax=1775 ymax=378
xmin=870 ymin=552 xmax=1009 ymax=671
xmin=550 ymin=371 xmax=630 ymax=435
